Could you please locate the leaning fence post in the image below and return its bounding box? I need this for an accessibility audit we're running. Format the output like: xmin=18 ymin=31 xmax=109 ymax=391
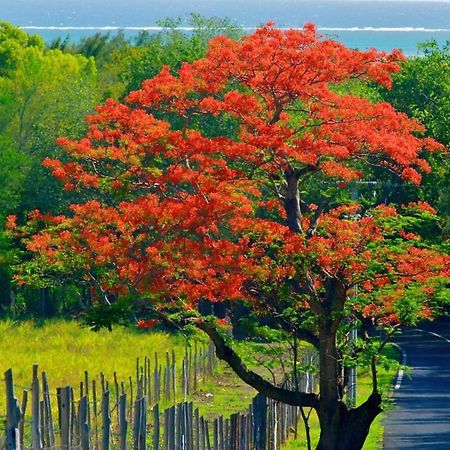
xmin=5 ymin=369 xmax=22 ymax=450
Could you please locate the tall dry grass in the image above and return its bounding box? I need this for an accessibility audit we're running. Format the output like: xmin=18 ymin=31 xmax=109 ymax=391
xmin=0 ymin=319 xmax=189 ymax=415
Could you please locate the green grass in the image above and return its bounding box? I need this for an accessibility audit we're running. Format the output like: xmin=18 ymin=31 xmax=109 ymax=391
xmin=0 ymin=319 xmax=190 ymax=416
xmin=193 ymin=364 xmax=257 ymax=420
xmin=358 ymin=344 xmax=401 ymax=450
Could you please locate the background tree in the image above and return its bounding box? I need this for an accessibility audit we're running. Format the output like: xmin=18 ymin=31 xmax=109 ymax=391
xmin=377 ymin=40 xmax=450 ymax=233
xmin=8 ymin=24 xmax=450 ymax=450
xmin=121 ymin=14 xmax=242 ymax=93
xmin=48 ymin=14 xmax=242 ymax=100
xmin=0 ymin=22 xmax=100 ymax=314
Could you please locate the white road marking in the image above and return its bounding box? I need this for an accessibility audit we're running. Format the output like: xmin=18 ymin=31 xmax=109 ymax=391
xmin=391 ymin=342 xmax=407 ymax=390
xmin=392 ymin=328 xmax=450 ymax=390
xmin=415 ymin=328 xmax=450 ymax=345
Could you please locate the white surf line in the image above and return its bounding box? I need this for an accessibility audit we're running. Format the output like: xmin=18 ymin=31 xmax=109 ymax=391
xmin=391 ymin=343 xmax=407 ymax=390
xmin=318 ymin=27 xmax=450 ymax=32
xmin=18 ymin=26 xmax=450 ymax=33
xmin=415 ymin=327 xmax=450 ymax=345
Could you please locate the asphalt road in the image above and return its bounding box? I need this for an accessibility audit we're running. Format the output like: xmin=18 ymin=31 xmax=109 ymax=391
xmin=384 ymin=322 xmax=450 ymax=449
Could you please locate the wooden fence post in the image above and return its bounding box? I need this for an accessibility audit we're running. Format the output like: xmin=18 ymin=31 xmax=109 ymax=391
xmin=60 ymin=386 xmax=72 ymax=450
xmin=213 ymin=419 xmax=218 ymax=450
xmin=119 ymin=394 xmax=128 ymax=450
xmin=194 ymin=408 xmax=200 ymax=450
xmin=5 ymin=369 xmax=22 ymax=450
xmin=19 ymin=389 xmax=27 ymax=449
xmin=31 ymin=365 xmax=43 ymax=450
xmin=102 ymin=390 xmax=111 ymax=450
xmin=224 ymin=418 xmax=229 ymax=450
xmin=71 ymin=387 xmax=78 ymax=447
xmin=39 ymin=401 xmax=45 ymax=448
xmin=139 ymin=397 xmax=148 ymax=450
xmin=175 ymin=403 xmax=181 ymax=450
xmin=252 ymin=395 xmax=266 ymax=450
xmin=42 ymin=372 xmax=55 ymax=449
xmin=218 ymin=416 xmax=224 ymax=450
xmin=171 ymin=350 xmax=176 ymax=402
xmin=79 ymin=395 xmax=90 ymax=450
xmin=152 ymin=404 xmax=160 ymax=450
xmin=133 ymin=396 xmax=147 ymax=450
xmin=165 ymin=353 xmax=171 ymax=401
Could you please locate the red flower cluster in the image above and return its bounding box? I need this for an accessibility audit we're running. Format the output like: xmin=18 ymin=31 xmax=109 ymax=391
xmin=137 ymin=319 xmax=158 ymax=330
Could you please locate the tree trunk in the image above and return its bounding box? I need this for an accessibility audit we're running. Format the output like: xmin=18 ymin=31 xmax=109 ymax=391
xmin=283 ymin=168 xmax=302 ymax=233
xmin=315 ymin=322 xmax=382 ymax=450
xmin=315 ymin=392 xmax=382 ymax=450
xmin=160 ymin=310 xmax=382 ymax=450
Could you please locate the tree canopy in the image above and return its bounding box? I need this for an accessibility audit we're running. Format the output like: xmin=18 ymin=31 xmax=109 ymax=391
xmin=6 ymin=24 xmax=450 ymax=450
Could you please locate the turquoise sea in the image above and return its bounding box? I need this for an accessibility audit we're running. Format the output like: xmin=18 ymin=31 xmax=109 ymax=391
xmin=1 ymin=0 xmax=450 ymax=55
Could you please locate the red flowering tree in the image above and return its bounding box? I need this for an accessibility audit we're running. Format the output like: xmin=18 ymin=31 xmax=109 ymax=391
xmin=11 ymin=24 xmax=449 ymax=450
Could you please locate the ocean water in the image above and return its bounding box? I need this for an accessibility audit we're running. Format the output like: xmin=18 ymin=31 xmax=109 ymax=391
xmin=1 ymin=0 xmax=450 ymax=55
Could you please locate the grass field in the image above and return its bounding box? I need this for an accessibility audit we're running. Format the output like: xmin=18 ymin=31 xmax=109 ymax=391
xmin=0 ymin=320 xmax=274 ymax=422
xmin=0 ymin=320 xmax=399 ymax=449
xmin=0 ymin=319 xmax=192 ymax=415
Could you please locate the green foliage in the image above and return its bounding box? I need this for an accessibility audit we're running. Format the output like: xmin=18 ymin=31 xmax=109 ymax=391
xmin=0 ymin=23 xmax=100 ymax=218
xmin=0 ymin=139 xmax=29 ymax=222
xmin=121 ymin=14 xmax=242 ymax=93
xmin=377 ymin=41 xmax=450 ymax=231
xmin=382 ymin=41 xmax=449 ymax=146
xmin=0 ymin=23 xmax=101 ymax=312
xmin=81 ymin=300 xmax=134 ymax=331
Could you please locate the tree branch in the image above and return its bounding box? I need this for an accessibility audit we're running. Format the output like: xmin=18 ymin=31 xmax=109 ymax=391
xmin=196 ymin=319 xmax=319 ymax=408
xmin=146 ymin=308 xmax=319 ymax=407
xmin=306 ymin=202 xmax=327 ymax=237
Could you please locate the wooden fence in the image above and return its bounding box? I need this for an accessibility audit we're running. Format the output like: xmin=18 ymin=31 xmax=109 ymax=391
xmin=1 ymin=348 xmax=317 ymax=450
